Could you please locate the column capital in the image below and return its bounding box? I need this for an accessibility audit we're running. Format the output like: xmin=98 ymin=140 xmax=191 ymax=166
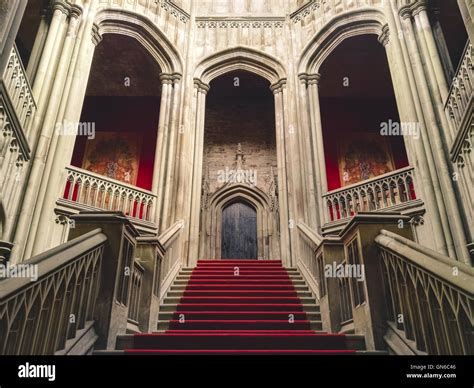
xmin=410 ymin=0 xmax=429 ymax=17
xmin=91 ymin=23 xmax=103 ymax=46
xmin=298 ymin=73 xmax=321 ymax=86
xmin=270 ymin=78 xmax=287 ymax=94
xmin=161 ymin=73 xmax=183 ymax=85
xmin=160 ymin=73 xmax=175 ymax=85
xmin=69 ymin=4 xmax=83 ymax=19
xmin=171 ymin=72 xmax=183 ymax=83
xmin=52 ymin=1 xmax=70 ymax=16
xmin=193 ymin=78 xmax=210 ymax=94
xmin=399 ymin=6 xmax=412 ymax=20
xmin=378 ymin=24 xmax=390 ymax=47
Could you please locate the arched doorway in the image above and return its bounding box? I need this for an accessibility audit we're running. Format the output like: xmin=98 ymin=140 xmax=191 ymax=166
xmin=221 ymin=200 xmax=257 ymax=259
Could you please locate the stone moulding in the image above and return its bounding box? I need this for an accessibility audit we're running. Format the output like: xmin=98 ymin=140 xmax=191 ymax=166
xmin=195 ymin=17 xmax=285 ymax=29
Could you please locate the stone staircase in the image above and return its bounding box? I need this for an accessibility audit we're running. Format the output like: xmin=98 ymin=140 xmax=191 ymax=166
xmin=111 ymin=260 xmax=368 ymax=354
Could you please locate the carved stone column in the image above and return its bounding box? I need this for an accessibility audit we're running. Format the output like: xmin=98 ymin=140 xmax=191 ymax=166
xmin=271 ymin=79 xmax=291 ymax=266
xmin=187 ymin=79 xmax=209 ymax=266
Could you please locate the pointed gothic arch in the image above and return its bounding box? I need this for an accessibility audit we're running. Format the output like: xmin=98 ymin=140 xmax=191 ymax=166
xmin=94 ymin=8 xmax=183 ymax=75
xmin=195 ymin=46 xmax=286 ymax=85
xmin=200 ymin=183 xmax=279 ymax=260
xmin=298 ymin=8 xmax=388 ymax=74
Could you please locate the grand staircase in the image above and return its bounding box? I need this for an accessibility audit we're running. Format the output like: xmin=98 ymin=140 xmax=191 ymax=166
xmin=115 ymin=260 xmax=367 ymax=354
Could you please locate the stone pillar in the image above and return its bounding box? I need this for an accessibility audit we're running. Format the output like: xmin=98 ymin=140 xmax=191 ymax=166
xmin=24 ymin=7 xmax=101 ymax=259
xmin=295 ymin=76 xmax=312 ymax=228
xmin=412 ymin=3 xmax=450 ymax=103
xmin=26 ymin=7 xmax=50 ymax=83
xmin=303 ymin=73 xmax=328 ymax=228
xmin=383 ymin=5 xmax=452 ymax=258
xmin=187 ymin=79 xmax=208 ymax=265
xmin=152 ymin=74 xmax=173 ymax=228
xmin=412 ymin=4 xmax=453 ymax=145
xmin=11 ymin=4 xmax=85 ymax=263
xmin=271 ymin=80 xmax=291 ymax=266
xmin=152 ymin=73 xmax=182 ymax=231
xmin=31 ymin=2 xmax=69 ymax=108
xmin=161 ymin=74 xmax=183 ymax=231
xmin=398 ymin=9 xmax=471 ymax=264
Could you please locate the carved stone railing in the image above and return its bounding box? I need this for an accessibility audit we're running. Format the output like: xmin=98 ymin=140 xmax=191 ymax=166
xmin=445 ymin=42 xmax=473 ymax=137
xmin=322 ymin=167 xmax=416 ymax=223
xmin=0 ymin=44 xmax=34 ymax=238
xmin=376 ymin=229 xmax=474 ymax=355
xmin=2 ymin=43 xmax=36 ymax=137
xmin=0 ymin=229 xmax=107 ymax=355
xmin=63 ymin=166 xmax=157 ymax=223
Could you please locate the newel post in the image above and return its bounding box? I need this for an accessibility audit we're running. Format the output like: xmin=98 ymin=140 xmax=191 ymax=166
xmin=135 ymin=236 xmax=165 ymax=333
xmin=68 ymin=211 xmax=139 ymax=350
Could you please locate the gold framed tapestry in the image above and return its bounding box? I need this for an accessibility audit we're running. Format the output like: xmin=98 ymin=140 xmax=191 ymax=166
xmin=338 ymin=132 xmax=394 ymax=187
xmin=82 ymin=132 xmax=141 ymax=186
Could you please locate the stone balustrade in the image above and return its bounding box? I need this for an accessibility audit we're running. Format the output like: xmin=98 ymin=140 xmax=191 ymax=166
xmin=63 ymin=166 xmax=157 ymax=223
xmin=322 ymin=167 xmax=416 ymax=223
xmin=445 ymin=42 xmax=473 ymax=136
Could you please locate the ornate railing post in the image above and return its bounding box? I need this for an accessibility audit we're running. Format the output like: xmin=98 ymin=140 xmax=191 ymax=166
xmin=68 ymin=211 xmax=139 ymax=350
xmin=338 ymin=212 xmax=414 ymax=350
xmin=316 ymin=238 xmax=345 ymax=333
xmin=135 ymin=236 xmax=165 ymax=333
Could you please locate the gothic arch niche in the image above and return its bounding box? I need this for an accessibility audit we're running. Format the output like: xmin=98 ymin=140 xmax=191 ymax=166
xmin=69 ymin=33 xmax=162 ymax=192
xmin=188 ymin=47 xmax=289 ymax=264
xmin=200 ymin=183 xmax=280 ymax=260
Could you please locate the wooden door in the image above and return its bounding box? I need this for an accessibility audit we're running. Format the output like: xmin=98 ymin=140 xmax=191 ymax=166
xmin=221 ymin=201 xmax=257 ymax=259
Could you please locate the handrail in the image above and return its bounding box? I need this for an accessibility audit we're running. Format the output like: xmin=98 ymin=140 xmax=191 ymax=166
xmin=0 ymin=229 xmax=107 ymax=355
xmin=376 ymin=229 xmax=473 ymax=355
xmin=158 ymin=220 xmax=184 ymax=248
xmin=297 ymin=222 xmax=323 ymax=247
xmin=375 ymin=229 xmax=474 ymax=294
xmin=0 ymin=229 xmax=106 ymax=300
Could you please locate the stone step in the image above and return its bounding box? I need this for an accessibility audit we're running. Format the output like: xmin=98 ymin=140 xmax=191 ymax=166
xmin=158 ymin=310 xmax=322 ymax=321
xmin=166 ymin=290 xmax=314 ymax=298
xmin=162 ymin=296 xmax=316 ymax=305
xmin=158 ymin=303 xmax=320 ymax=312
xmin=169 ymin=284 xmax=310 ymax=291
xmin=156 ymin=320 xmax=323 ymax=331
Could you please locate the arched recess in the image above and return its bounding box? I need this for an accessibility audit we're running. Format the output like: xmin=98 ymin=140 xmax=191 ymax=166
xmin=195 ymin=46 xmax=286 ymax=85
xmin=298 ymin=8 xmax=388 ymax=74
xmin=295 ymin=8 xmax=420 ymax=231
xmin=200 ymin=183 xmax=280 ymax=261
xmin=186 ymin=47 xmax=290 ymax=265
xmin=94 ymin=8 xmax=183 ymax=75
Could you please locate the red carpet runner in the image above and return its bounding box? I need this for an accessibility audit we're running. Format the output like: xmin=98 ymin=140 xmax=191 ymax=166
xmin=125 ymin=260 xmax=357 ymax=355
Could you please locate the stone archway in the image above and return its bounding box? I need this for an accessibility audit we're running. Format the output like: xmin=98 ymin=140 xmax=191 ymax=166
xmin=200 ymin=183 xmax=280 ymax=261
xmin=185 ymin=47 xmax=291 ymax=265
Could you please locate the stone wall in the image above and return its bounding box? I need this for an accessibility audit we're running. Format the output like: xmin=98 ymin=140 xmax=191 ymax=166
xmin=203 ymin=95 xmax=277 ymax=194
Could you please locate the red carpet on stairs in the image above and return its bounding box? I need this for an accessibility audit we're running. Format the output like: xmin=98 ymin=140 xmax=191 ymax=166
xmin=124 ymin=260 xmax=357 ymax=355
